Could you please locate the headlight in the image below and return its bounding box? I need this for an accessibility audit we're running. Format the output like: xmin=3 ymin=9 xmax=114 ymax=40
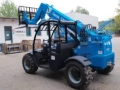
xmin=107 ymin=61 xmax=112 ymax=66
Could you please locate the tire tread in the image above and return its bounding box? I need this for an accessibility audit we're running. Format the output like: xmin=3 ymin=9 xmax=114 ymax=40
xmin=22 ymin=53 xmax=38 ymax=74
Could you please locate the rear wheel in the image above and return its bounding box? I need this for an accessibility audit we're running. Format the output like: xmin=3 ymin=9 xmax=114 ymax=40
xmin=22 ymin=53 xmax=38 ymax=74
xmin=65 ymin=61 xmax=93 ymax=90
xmin=97 ymin=65 xmax=114 ymax=75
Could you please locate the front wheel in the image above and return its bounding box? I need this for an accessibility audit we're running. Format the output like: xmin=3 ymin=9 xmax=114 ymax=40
xmin=22 ymin=53 xmax=38 ymax=74
xmin=65 ymin=61 xmax=93 ymax=90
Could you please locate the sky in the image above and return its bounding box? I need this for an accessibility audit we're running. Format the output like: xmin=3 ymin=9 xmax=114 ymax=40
xmin=0 ymin=0 xmax=119 ymax=21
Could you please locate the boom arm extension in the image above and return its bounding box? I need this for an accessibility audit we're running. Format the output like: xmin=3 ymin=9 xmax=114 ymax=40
xmin=19 ymin=3 xmax=85 ymax=34
xmin=20 ymin=3 xmax=48 ymax=25
xmin=97 ymin=19 xmax=114 ymax=31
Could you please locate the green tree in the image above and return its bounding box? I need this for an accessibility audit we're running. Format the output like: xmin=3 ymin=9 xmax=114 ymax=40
xmin=0 ymin=0 xmax=18 ymax=18
xmin=111 ymin=0 xmax=120 ymax=34
xmin=75 ymin=6 xmax=89 ymax=15
xmin=113 ymin=15 xmax=120 ymax=32
xmin=116 ymin=0 xmax=120 ymax=13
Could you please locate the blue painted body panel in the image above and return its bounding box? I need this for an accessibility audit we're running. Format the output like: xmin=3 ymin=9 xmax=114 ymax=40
xmin=20 ymin=3 xmax=115 ymax=70
xmin=89 ymin=52 xmax=115 ymax=69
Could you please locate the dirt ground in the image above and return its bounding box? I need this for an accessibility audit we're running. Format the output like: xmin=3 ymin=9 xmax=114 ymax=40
xmin=0 ymin=37 xmax=120 ymax=90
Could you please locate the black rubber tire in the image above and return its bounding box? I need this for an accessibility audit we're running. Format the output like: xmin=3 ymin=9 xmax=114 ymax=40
xmin=22 ymin=53 xmax=38 ymax=74
xmin=97 ymin=65 xmax=114 ymax=75
xmin=65 ymin=61 xmax=93 ymax=90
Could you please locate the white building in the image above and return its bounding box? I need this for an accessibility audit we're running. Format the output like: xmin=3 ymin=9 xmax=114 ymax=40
xmin=0 ymin=13 xmax=98 ymax=44
xmin=0 ymin=17 xmax=48 ymax=44
xmin=66 ymin=12 xmax=98 ymax=28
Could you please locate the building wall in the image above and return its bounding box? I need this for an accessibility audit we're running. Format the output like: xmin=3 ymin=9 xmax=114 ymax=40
xmin=0 ymin=20 xmax=5 ymax=43
xmin=0 ymin=13 xmax=98 ymax=44
xmin=66 ymin=12 xmax=98 ymax=28
xmin=0 ymin=19 xmax=48 ymax=44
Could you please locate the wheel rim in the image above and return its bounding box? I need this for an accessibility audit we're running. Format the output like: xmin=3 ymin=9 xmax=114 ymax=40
xmin=68 ymin=67 xmax=82 ymax=84
xmin=24 ymin=59 xmax=31 ymax=70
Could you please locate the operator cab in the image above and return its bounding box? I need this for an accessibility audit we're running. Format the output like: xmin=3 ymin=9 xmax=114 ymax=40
xmin=33 ymin=20 xmax=79 ymax=70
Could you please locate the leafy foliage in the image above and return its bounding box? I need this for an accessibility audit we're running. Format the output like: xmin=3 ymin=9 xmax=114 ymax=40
xmin=70 ymin=6 xmax=89 ymax=15
xmin=0 ymin=0 xmax=18 ymax=18
xmin=113 ymin=15 xmax=120 ymax=32
xmin=75 ymin=6 xmax=89 ymax=15
xmin=111 ymin=0 xmax=120 ymax=34
xmin=116 ymin=0 xmax=120 ymax=13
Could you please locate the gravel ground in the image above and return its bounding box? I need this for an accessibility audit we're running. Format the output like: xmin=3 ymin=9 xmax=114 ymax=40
xmin=0 ymin=37 xmax=120 ymax=90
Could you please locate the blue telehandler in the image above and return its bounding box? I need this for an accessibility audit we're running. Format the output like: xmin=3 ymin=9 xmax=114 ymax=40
xmin=17 ymin=3 xmax=115 ymax=90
